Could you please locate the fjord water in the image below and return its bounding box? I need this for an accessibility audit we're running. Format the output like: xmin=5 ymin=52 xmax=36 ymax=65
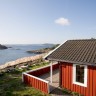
xmin=0 ymin=44 xmax=53 ymax=65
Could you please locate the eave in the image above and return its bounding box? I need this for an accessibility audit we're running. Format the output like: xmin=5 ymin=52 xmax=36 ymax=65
xmin=47 ymin=58 xmax=96 ymax=66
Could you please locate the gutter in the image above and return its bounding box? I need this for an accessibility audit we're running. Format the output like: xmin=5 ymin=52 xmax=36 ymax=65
xmin=47 ymin=58 xmax=96 ymax=66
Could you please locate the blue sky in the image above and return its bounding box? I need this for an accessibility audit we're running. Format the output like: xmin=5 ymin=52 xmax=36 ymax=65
xmin=0 ymin=0 xmax=96 ymax=44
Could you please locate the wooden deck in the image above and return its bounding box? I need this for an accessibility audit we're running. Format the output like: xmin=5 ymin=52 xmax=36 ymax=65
xmin=23 ymin=63 xmax=72 ymax=95
xmin=23 ymin=63 xmax=59 ymax=94
xmin=39 ymin=69 xmax=72 ymax=96
xmin=39 ymin=69 xmax=59 ymax=91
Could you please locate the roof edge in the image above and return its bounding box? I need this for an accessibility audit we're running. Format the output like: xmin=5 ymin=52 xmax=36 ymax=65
xmin=47 ymin=58 xmax=96 ymax=66
xmin=43 ymin=41 xmax=66 ymax=59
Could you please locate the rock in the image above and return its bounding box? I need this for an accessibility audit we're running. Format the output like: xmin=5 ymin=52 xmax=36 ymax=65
xmin=0 ymin=54 xmax=45 ymax=70
xmin=27 ymin=44 xmax=59 ymax=54
xmin=20 ymin=65 xmax=28 ymax=69
xmin=27 ymin=49 xmax=50 ymax=54
xmin=0 ymin=44 xmax=8 ymax=49
xmin=27 ymin=50 xmax=45 ymax=54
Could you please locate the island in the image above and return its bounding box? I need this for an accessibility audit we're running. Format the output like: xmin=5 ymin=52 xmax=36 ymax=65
xmin=0 ymin=44 xmax=8 ymax=49
xmin=27 ymin=44 xmax=59 ymax=54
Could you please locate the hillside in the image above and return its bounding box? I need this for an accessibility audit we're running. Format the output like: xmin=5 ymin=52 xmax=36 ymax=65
xmin=0 ymin=44 xmax=8 ymax=49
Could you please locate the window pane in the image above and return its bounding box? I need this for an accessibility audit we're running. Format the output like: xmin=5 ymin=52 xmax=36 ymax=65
xmin=76 ymin=65 xmax=84 ymax=83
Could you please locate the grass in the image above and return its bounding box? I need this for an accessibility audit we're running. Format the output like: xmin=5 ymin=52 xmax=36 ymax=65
xmin=0 ymin=61 xmax=80 ymax=96
xmin=62 ymin=88 xmax=84 ymax=96
xmin=28 ymin=62 xmax=50 ymax=70
xmin=0 ymin=62 xmax=50 ymax=96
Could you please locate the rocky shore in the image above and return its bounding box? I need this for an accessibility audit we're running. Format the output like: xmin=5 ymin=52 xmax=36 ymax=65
xmin=0 ymin=44 xmax=59 ymax=72
xmin=0 ymin=53 xmax=46 ymax=71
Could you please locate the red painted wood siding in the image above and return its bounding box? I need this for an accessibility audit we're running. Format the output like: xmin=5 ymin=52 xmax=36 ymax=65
xmin=60 ymin=62 xmax=96 ymax=96
xmin=23 ymin=74 xmax=49 ymax=93
xmin=28 ymin=63 xmax=59 ymax=76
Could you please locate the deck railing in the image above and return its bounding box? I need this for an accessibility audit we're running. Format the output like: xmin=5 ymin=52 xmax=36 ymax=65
xmin=22 ymin=63 xmax=59 ymax=93
xmin=23 ymin=72 xmax=49 ymax=93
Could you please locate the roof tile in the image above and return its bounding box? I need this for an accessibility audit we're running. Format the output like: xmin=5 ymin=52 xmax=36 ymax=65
xmin=46 ymin=39 xmax=96 ymax=65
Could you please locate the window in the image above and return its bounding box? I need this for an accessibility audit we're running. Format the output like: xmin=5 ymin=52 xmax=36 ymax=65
xmin=76 ymin=65 xmax=84 ymax=83
xmin=73 ymin=64 xmax=87 ymax=87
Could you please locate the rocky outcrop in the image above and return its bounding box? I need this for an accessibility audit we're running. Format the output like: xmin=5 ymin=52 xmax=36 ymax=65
xmin=0 ymin=44 xmax=8 ymax=49
xmin=27 ymin=49 xmax=50 ymax=54
xmin=27 ymin=44 xmax=60 ymax=54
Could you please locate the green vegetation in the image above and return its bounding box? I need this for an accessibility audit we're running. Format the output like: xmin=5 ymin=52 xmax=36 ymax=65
xmin=0 ymin=62 xmax=50 ymax=96
xmin=63 ymin=88 xmax=84 ymax=96
xmin=0 ymin=60 xmax=77 ymax=96
xmin=49 ymin=44 xmax=59 ymax=50
xmin=44 ymin=44 xmax=59 ymax=50
xmin=28 ymin=62 xmax=50 ymax=70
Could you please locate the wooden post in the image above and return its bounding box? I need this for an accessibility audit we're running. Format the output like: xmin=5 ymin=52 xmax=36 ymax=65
xmin=50 ymin=61 xmax=53 ymax=83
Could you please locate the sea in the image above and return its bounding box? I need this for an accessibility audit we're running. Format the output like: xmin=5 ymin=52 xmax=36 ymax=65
xmin=0 ymin=44 xmax=54 ymax=65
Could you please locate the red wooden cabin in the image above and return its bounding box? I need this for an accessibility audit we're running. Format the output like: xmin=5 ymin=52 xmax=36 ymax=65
xmin=45 ymin=39 xmax=96 ymax=96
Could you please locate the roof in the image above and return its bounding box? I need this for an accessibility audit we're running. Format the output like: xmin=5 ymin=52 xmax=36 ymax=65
xmin=45 ymin=39 xmax=96 ymax=66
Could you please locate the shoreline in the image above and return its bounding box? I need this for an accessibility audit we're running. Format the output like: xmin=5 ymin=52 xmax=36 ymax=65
xmin=0 ymin=53 xmax=47 ymax=71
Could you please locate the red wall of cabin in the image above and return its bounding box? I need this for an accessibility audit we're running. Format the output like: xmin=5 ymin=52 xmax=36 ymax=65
xmin=60 ymin=62 xmax=96 ymax=96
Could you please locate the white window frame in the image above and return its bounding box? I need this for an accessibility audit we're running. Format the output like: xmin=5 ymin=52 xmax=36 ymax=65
xmin=73 ymin=64 xmax=87 ymax=87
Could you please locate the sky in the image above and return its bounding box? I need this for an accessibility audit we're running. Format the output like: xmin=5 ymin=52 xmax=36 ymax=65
xmin=0 ymin=0 xmax=96 ymax=44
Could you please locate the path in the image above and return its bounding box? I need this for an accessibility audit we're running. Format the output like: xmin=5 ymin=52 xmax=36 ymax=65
xmin=50 ymin=87 xmax=72 ymax=96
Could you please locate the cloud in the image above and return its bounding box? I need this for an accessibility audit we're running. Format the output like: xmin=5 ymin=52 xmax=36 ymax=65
xmin=55 ymin=17 xmax=70 ymax=26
